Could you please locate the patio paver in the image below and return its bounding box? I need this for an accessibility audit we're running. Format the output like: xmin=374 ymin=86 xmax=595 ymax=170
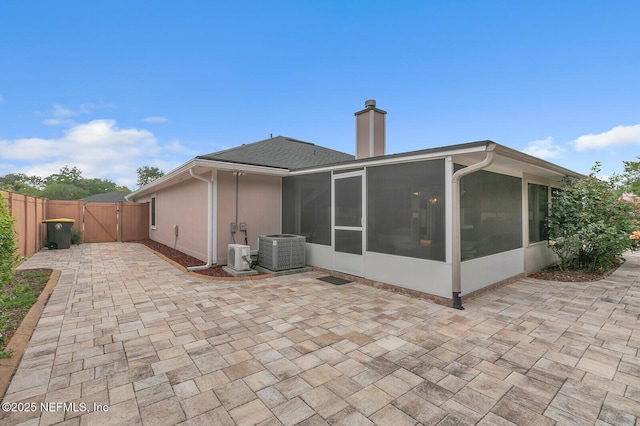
xmin=1 ymin=242 xmax=640 ymax=425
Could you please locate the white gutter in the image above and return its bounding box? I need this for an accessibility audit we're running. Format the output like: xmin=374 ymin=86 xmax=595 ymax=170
xmin=450 ymin=143 xmax=496 ymax=309
xmin=290 ymin=144 xmax=489 ymax=175
xmin=127 ymin=158 xmax=289 ymax=201
xmin=187 ymin=168 xmax=216 ymax=271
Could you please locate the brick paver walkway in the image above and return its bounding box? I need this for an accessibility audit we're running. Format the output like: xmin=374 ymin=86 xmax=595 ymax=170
xmin=2 ymin=243 xmax=640 ymax=425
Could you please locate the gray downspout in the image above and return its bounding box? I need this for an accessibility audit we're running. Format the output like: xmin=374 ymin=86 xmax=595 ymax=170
xmin=187 ymin=168 xmax=214 ymax=271
xmin=451 ymin=143 xmax=496 ymax=309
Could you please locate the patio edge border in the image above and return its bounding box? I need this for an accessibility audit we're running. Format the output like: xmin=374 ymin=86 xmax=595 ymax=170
xmin=0 ymin=268 xmax=60 ymax=401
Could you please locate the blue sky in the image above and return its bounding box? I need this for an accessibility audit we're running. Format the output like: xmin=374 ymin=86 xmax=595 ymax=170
xmin=1 ymin=1 xmax=639 ymax=188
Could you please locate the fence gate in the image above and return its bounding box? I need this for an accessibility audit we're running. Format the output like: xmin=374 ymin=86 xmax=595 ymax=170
xmin=84 ymin=203 xmax=118 ymax=243
xmin=119 ymin=202 xmax=149 ymax=242
xmin=46 ymin=200 xmax=149 ymax=244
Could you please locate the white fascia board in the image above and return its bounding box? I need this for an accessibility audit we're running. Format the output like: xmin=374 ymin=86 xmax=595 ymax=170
xmin=492 ymin=145 xmax=584 ymax=179
xmin=288 ymin=143 xmax=583 ymax=180
xmin=196 ymin=159 xmax=290 ymax=176
xmin=289 ymin=144 xmax=490 ymax=175
xmin=127 ymin=159 xmax=289 ymax=200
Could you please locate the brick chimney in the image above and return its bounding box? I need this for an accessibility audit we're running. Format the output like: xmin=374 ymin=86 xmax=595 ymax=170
xmin=355 ymin=99 xmax=386 ymax=159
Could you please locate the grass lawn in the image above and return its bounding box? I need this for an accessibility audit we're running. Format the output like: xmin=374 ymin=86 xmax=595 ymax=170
xmin=0 ymin=269 xmax=52 ymax=358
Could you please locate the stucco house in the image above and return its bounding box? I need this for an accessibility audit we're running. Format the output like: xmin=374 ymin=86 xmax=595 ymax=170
xmin=127 ymin=100 xmax=582 ymax=307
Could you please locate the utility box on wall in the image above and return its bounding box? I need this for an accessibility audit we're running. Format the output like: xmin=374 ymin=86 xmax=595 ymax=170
xmin=258 ymin=234 xmax=306 ymax=271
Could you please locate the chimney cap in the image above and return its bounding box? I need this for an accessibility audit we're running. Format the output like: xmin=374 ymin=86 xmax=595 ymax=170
xmin=355 ymin=99 xmax=387 ymax=116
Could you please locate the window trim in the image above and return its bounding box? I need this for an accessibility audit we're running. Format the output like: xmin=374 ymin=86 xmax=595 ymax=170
xmin=527 ymin=181 xmax=550 ymax=245
xmin=150 ymin=194 xmax=157 ymax=229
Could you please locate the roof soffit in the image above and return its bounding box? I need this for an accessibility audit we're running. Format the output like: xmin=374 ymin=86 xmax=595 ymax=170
xmin=127 ymin=158 xmax=289 ymax=200
xmin=290 ymin=141 xmax=582 ymax=182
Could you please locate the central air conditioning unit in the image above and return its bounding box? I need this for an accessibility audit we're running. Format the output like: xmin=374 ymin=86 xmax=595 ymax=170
xmin=258 ymin=234 xmax=306 ymax=271
xmin=227 ymin=244 xmax=251 ymax=271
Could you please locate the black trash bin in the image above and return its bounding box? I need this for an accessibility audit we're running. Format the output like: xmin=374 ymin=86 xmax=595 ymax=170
xmin=42 ymin=218 xmax=75 ymax=249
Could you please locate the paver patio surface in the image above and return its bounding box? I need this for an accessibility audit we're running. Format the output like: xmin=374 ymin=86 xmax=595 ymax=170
xmin=2 ymin=242 xmax=640 ymax=425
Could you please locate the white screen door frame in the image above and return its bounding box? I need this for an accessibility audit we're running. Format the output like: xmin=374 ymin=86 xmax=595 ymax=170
xmin=332 ymin=170 xmax=365 ymax=276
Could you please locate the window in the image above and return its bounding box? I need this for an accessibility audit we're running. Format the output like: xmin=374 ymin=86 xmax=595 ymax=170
xmin=367 ymin=159 xmax=446 ymax=261
xmin=528 ymin=183 xmax=549 ymax=243
xmin=282 ymin=173 xmax=331 ymax=245
xmin=150 ymin=195 xmax=156 ymax=228
xmin=459 ymin=169 xmax=522 ymax=260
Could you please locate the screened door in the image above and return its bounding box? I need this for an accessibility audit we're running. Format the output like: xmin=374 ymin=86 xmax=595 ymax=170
xmin=333 ymin=171 xmax=365 ymax=276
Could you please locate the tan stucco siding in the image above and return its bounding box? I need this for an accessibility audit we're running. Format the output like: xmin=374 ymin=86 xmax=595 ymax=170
xmin=217 ymin=171 xmax=281 ymax=265
xmin=149 ymin=177 xmax=209 ymax=262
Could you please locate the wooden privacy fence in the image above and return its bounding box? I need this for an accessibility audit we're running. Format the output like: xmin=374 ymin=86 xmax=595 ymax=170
xmin=0 ymin=190 xmax=48 ymax=257
xmin=47 ymin=200 xmax=149 ymax=243
xmin=1 ymin=190 xmax=149 ymax=257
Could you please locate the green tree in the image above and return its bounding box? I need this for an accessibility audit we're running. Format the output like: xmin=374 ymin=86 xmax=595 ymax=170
xmin=79 ymin=178 xmax=121 ymax=195
xmin=623 ymin=157 xmax=640 ymax=195
xmin=0 ymin=165 xmax=131 ymax=200
xmin=0 ymin=173 xmax=44 ymax=197
xmin=547 ymin=163 xmax=638 ymax=272
xmin=41 ymin=182 xmax=89 ymax=200
xmin=46 ymin=165 xmax=83 ymax=185
xmin=0 ymin=193 xmax=17 ymax=288
xmin=137 ymin=166 xmax=164 ymax=187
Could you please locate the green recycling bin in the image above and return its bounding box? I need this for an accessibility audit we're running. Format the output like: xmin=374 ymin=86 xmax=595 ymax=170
xmin=42 ymin=218 xmax=75 ymax=249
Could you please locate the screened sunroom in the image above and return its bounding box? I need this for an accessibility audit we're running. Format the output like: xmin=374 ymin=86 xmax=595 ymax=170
xmin=282 ymin=140 xmax=582 ymax=306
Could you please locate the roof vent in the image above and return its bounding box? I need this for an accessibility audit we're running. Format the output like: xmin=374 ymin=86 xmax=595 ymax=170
xmin=364 ymin=99 xmax=376 ymax=108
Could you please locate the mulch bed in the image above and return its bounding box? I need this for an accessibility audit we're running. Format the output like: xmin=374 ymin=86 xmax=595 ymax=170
xmin=137 ymin=239 xmax=234 ymax=277
xmin=527 ymin=258 xmax=624 ymax=282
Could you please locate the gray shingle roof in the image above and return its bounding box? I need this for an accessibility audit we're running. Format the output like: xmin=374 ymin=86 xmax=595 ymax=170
xmin=196 ymin=136 xmax=354 ymax=170
xmin=81 ymin=191 xmax=130 ymax=203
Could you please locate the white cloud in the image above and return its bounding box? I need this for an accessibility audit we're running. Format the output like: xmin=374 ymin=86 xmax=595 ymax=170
xmin=523 ymin=136 xmax=565 ymax=160
xmin=573 ymin=124 xmax=640 ymax=151
xmin=51 ymin=103 xmax=76 ymax=118
xmin=164 ymin=139 xmax=193 ymax=154
xmin=143 ymin=116 xmax=169 ymax=123
xmin=43 ymin=118 xmax=76 ymax=126
xmin=42 ymin=103 xmax=115 ymax=126
xmin=0 ymin=119 xmax=191 ymax=188
xmin=0 ymin=137 xmax=58 ymax=160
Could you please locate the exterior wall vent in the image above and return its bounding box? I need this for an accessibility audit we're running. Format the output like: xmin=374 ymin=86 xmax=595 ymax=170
xmin=258 ymin=234 xmax=306 ymax=271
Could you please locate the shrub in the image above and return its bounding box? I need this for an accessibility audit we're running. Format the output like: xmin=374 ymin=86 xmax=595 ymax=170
xmin=0 ymin=194 xmax=18 ymax=288
xmin=71 ymin=228 xmax=83 ymax=245
xmin=547 ymin=164 xmax=637 ymax=272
